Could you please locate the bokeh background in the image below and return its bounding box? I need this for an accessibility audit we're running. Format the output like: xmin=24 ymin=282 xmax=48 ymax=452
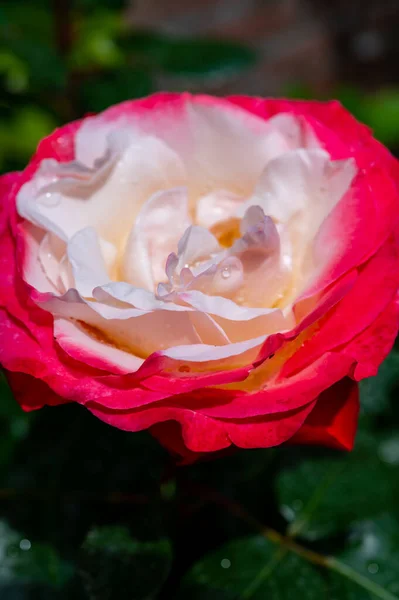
xmin=1 ymin=1 xmax=399 ymax=598
xmin=1 ymin=0 xmax=399 ymax=175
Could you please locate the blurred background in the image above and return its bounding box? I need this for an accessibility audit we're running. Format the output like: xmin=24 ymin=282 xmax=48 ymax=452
xmin=1 ymin=1 xmax=399 ymax=599
xmin=1 ymin=0 xmax=399 ymax=176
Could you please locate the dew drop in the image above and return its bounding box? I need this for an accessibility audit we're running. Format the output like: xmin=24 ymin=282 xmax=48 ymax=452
xmin=378 ymin=436 xmax=399 ymax=465
xmin=19 ymin=539 xmax=31 ymax=551
xmin=221 ymin=558 xmax=231 ymax=569
xmin=40 ymin=191 xmax=61 ymax=207
xmin=221 ymin=266 xmax=231 ymax=279
xmin=367 ymin=562 xmax=379 ymax=574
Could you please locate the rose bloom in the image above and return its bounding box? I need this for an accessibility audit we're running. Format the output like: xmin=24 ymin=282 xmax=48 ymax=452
xmin=1 ymin=94 xmax=399 ymax=461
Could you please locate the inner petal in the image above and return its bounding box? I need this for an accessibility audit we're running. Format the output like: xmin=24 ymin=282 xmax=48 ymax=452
xmin=196 ymin=189 xmax=243 ymax=230
xmin=160 ymin=204 xmax=289 ymax=310
xmin=17 ymin=133 xmax=186 ymax=246
xmin=121 ymin=187 xmax=191 ymax=290
xmin=67 ymin=227 xmax=116 ymax=298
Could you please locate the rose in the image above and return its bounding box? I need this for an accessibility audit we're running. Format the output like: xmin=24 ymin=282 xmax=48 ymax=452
xmin=1 ymin=94 xmax=399 ymax=462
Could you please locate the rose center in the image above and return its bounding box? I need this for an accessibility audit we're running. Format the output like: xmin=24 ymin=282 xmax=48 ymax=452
xmin=210 ymin=217 xmax=241 ymax=248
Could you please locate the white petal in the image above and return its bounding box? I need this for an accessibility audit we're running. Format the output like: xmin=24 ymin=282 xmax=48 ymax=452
xmin=239 ymin=149 xmax=356 ymax=232
xmin=38 ymin=232 xmax=66 ymax=292
xmin=74 ymin=97 xmax=316 ymax=205
xmin=225 ymin=206 xmax=288 ymax=307
xmin=176 ymin=225 xmax=221 ymax=271
xmin=121 ymin=187 xmax=191 ymax=290
xmin=20 ymin=223 xmax=59 ymax=293
xmin=196 ymin=189 xmax=243 ymax=229
xmin=36 ymin=288 xmax=202 ymax=357
xmin=17 ymin=134 xmax=186 ymax=245
xmin=185 ymin=103 xmax=310 ymax=198
xmin=177 ymin=289 xmax=279 ymax=321
xmin=189 ymin=312 xmax=231 ymax=345
xmin=54 ymin=317 xmax=143 ymax=374
xmin=214 ymin=310 xmax=292 ymax=343
xmin=162 ymin=334 xmax=267 ymax=362
xmin=95 ymin=281 xmax=191 ymax=312
xmin=181 ymin=256 xmax=244 ymax=299
xmin=67 ymin=227 xmax=115 ymax=298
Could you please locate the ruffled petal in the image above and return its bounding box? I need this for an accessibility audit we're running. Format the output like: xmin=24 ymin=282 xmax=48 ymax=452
xmin=288 ymin=378 xmax=359 ymax=450
xmin=122 ymin=187 xmax=191 ymax=290
xmin=17 ymin=134 xmax=186 ymax=245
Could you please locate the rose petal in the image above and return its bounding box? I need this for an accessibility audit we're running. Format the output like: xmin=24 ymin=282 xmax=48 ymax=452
xmin=17 ymin=134 xmax=186 ymax=245
xmin=288 ymin=377 xmax=359 ymax=451
xmin=67 ymin=227 xmax=115 ymax=297
xmin=122 ymin=187 xmax=191 ymax=289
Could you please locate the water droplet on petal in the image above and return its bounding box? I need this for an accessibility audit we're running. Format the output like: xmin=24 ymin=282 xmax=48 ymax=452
xmin=40 ymin=191 xmax=61 ymax=207
xmin=221 ymin=266 xmax=231 ymax=279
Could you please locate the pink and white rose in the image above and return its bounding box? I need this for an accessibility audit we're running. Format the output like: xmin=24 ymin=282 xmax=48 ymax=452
xmin=1 ymin=93 xmax=399 ymax=461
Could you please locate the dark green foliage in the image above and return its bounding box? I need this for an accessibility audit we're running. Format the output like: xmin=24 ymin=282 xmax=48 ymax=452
xmin=176 ymin=536 xmax=328 ymax=600
xmin=79 ymin=527 xmax=172 ymax=600
xmin=79 ymin=68 xmax=153 ymax=113
xmin=275 ymin=431 xmax=399 ymax=540
xmin=119 ymin=31 xmax=257 ymax=77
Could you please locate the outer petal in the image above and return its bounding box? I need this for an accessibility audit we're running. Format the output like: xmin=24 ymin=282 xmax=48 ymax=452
xmin=282 ymin=236 xmax=399 ymax=378
xmin=229 ymin=96 xmax=399 ymax=292
xmin=342 ymin=294 xmax=399 ymax=380
xmin=4 ymin=370 xmax=68 ymax=411
xmin=88 ymin=397 xmax=316 ymax=453
xmin=288 ymin=378 xmax=360 ymax=451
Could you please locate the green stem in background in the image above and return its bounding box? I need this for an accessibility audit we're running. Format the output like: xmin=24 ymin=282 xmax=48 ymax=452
xmin=239 ymin=507 xmax=398 ymax=600
xmin=193 ymin=487 xmax=398 ymax=600
xmin=326 ymin=558 xmax=399 ymax=600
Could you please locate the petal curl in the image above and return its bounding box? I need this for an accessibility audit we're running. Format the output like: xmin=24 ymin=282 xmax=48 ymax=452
xmin=288 ymin=378 xmax=359 ymax=451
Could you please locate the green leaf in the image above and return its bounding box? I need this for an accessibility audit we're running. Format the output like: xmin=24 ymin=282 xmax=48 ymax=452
xmin=79 ymin=526 xmax=172 ymax=600
xmin=340 ymin=515 xmax=399 ymax=591
xmin=0 ymin=50 xmax=29 ymax=94
xmin=68 ymin=11 xmax=125 ymax=70
xmin=79 ymin=68 xmax=153 ymax=112
xmin=177 ymin=528 xmax=399 ymax=600
xmin=360 ymin=349 xmax=399 ymax=416
xmin=0 ymin=105 xmax=58 ymax=171
xmin=361 ymin=89 xmax=399 ymax=146
xmin=328 ymin=515 xmax=399 ymax=599
xmin=4 ymin=39 xmax=66 ymax=91
xmin=176 ymin=535 xmax=327 ymax=600
xmin=283 ymin=82 xmax=314 ymax=100
xmin=0 ymin=520 xmax=73 ymax=589
xmin=276 ymin=431 xmax=399 ymax=540
xmin=334 ymin=85 xmax=368 ymax=123
xmin=0 ymin=2 xmax=53 ymax=45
